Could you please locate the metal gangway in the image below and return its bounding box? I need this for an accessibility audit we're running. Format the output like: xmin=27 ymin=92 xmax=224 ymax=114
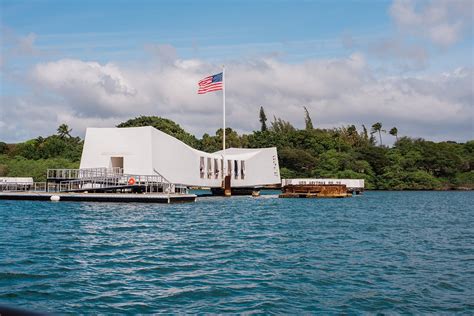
xmin=47 ymin=167 xmax=123 ymax=181
xmin=46 ymin=168 xmax=187 ymax=194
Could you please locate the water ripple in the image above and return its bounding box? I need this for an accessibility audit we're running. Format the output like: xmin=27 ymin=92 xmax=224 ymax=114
xmin=0 ymin=191 xmax=473 ymax=313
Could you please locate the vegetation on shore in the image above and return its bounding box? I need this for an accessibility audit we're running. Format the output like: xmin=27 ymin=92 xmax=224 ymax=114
xmin=1 ymin=112 xmax=472 ymax=190
xmin=0 ymin=125 xmax=82 ymax=182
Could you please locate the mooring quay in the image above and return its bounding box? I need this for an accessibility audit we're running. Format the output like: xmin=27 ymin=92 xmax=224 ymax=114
xmin=280 ymin=178 xmax=365 ymax=198
xmin=0 ymin=167 xmax=197 ymax=203
xmin=0 ymin=192 xmax=196 ymax=203
xmin=1 ymin=168 xmax=365 ymax=202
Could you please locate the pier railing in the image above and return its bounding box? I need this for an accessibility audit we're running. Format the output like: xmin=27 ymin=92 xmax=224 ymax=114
xmin=47 ymin=167 xmax=123 ymax=180
xmin=1 ymin=168 xmax=188 ymax=194
xmin=0 ymin=182 xmax=47 ymax=192
xmin=59 ymin=173 xmax=175 ymax=193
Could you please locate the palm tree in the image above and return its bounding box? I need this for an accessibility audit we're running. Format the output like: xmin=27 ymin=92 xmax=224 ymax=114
xmin=389 ymin=127 xmax=398 ymax=141
xmin=371 ymin=122 xmax=385 ymax=146
xmin=57 ymin=124 xmax=72 ymax=138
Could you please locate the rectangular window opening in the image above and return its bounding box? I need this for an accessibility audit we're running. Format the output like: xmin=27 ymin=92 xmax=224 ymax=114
xmin=207 ymin=157 xmax=212 ymax=179
xmin=234 ymin=160 xmax=239 ymax=180
xmin=200 ymin=157 xmax=205 ymax=178
xmin=214 ymin=158 xmax=219 ymax=179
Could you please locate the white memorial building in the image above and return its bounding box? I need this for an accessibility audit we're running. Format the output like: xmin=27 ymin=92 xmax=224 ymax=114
xmin=80 ymin=126 xmax=281 ymax=188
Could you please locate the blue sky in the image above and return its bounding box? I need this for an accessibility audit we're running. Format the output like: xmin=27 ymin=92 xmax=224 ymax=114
xmin=1 ymin=0 xmax=473 ymax=142
xmin=2 ymin=0 xmax=392 ymax=62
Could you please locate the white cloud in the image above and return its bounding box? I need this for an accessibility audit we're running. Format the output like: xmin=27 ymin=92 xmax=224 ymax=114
xmin=31 ymin=59 xmax=140 ymax=117
xmin=1 ymin=53 xmax=472 ymax=143
xmin=368 ymin=37 xmax=429 ymax=71
xmin=390 ymin=0 xmax=473 ymax=47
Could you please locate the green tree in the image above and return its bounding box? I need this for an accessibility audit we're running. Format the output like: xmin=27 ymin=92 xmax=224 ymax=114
xmin=304 ymin=106 xmax=313 ymax=130
xmin=270 ymin=116 xmax=295 ymax=134
xmin=216 ymin=128 xmax=243 ymax=149
xmin=259 ymin=106 xmax=268 ymax=132
xmin=347 ymin=125 xmax=357 ymax=136
xmin=362 ymin=124 xmax=369 ymax=141
xmin=337 ymin=125 xmax=365 ymax=148
xmin=356 ymin=145 xmax=390 ymax=178
xmin=371 ymin=122 xmax=385 ymax=146
xmin=405 ymin=170 xmax=441 ymax=190
xmin=312 ymin=150 xmax=351 ymax=177
xmin=200 ymin=133 xmax=221 ymax=153
xmin=1 ymin=156 xmax=79 ymax=182
xmin=117 ymin=116 xmax=200 ymax=148
xmin=0 ymin=142 xmax=8 ymax=155
xmin=279 ymin=167 xmax=297 ymax=179
xmin=2 ymin=112 xmax=472 ymax=190
xmin=389 ymin=127 xmax=398 ymax=141
xmin=278 ymin=147 xmax=316 ymax=176
xmin=200 ymin=128 xmax=246 ymax=152
xmin=454 ymin=171 xmax=474 ymax=189
xmin=57 ymin=124 xmax=72 ymax=139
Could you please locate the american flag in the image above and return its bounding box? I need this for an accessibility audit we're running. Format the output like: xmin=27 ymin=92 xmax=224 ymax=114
xmin=198 ymin=72 xmax=223 ymax=94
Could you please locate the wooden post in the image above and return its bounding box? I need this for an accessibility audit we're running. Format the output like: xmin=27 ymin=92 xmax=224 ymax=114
xmin=224 ymin=175 xmax=231 ymax=196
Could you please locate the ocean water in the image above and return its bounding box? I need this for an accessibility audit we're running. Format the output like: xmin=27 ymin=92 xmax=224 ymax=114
xmin=0 ymin=191 xmax=473 ymax=314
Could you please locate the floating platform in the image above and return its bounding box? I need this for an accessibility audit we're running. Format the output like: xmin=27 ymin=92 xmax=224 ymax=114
xmin=282 ymin=178 xmax=364 ymax=194
xmin=279 ymin=184 xmax=351 ymax=198
xmin=0 ymin=192 xmax=196 ymax=203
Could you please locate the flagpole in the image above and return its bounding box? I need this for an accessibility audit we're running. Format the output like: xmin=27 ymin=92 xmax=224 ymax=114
xmin=222 ymin=65 xmax=226 ymax=178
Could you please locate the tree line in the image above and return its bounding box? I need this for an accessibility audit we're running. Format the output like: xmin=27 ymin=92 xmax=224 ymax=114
xmin=0 ymin=125 xmax=82 ymax=181
xmin=1 ymin=114 xmax=472 ymax=190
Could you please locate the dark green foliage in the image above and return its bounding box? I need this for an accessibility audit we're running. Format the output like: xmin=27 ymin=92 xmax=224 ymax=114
xmin=278 ymin=147 xmax=317 ymax=176
xmin=371 ymin=122 xmax=385 ymax=146
xmin=247 ymin=130 xmax=292 ymax=149
xmin=12 ymin=135 xmax=83 ymax=161
xmin=270 ymin=116 xmax=296 ymax=134
xmin=0 ymin=124 xmax=83 ymax=181
xmin=379 ymin=170 xmax=441 ymax=190
xmin=117 ymin=116 xmax=200 ymax=148
xmin=279 ymin=167 xmax=297 ymax=179
xmin=2 ymin=117 xmax=472 ymax=190
xmin=0 ymin=155 xmax=79 ymax=182
xmin=245 ymin=116 xmax=471 ymax=189
xmin=57 ymin=124 xmax=72 ymax=138
xmin=200 ymin=128 xmax=247 ymax=152
xmin=454 ymin=171 xmax=474 ymax=188
xmin=356 ymin=145 xmax=390 ymax=176
xmin=389 ymin=127 xmax=398 ymax=140
xmin=259 ymin=106 xmax=267 ymax=132
xmin=311 ymin=149 xmax=376 ymax=189
xmin=304 ymin=106 xmax=313 ymax=130
xmin=0 ymin=142 xmax=8 ymax=154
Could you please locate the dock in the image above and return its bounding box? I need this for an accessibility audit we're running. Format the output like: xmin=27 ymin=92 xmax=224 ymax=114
xmin=0 ymin=192 xmax=196 ymax=203
xmin=279 ymin=178 xmax=364 ymax=198
xmin=0 ymin=168 xmax=196 ymax=203
xmin=279 ymin=184 xmax=350 ymax=198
